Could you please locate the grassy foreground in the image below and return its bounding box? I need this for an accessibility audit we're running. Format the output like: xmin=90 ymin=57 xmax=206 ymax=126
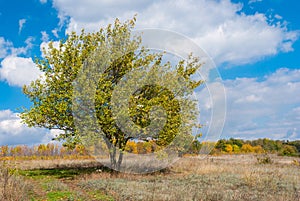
xmin=0 ymin=154 xmax=299 ymax=201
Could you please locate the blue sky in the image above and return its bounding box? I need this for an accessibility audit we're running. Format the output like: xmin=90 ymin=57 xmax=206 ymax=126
xmin=0 ymin=0 xmax=300 ymax=145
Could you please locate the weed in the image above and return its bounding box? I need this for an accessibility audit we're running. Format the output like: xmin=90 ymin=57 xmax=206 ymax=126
xmin=256 ymin=154 xmax=273 ymax=164
xmin=292 ymin=159 xmax=300 ymax=166
xmin=0 ymin=167 xmax=32 ymax=201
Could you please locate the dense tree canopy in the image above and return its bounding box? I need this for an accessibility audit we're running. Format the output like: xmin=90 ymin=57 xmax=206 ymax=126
xmin=21 ymin=17 xmax=203 ymax=171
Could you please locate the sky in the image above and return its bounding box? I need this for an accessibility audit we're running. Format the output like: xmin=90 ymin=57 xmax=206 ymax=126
xmin=0 ymin=0 xmax=300 ymax=145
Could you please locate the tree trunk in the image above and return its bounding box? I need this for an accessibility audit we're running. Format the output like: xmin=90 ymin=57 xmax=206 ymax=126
xmin=107 ymin=144 xmax=123 ymax=172
xmin=116 ymin=151 xmax=123 ymax=171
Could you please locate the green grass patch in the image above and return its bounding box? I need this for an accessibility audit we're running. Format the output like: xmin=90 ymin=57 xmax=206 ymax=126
xmin=46 ymin=191 xmax=80 ymax=201
xmin=19 ymin=167 xmax=100 ymax=179
xmin=88 ymin=190 xmax=115 ymax=201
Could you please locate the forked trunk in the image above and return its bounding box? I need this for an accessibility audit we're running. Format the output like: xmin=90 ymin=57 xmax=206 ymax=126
xmin=108 ymin=143 xmax=124 ymax=172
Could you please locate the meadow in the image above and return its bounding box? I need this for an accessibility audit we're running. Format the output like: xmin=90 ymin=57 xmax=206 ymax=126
xmin=0 ymin=154 xmax=299 ymax=201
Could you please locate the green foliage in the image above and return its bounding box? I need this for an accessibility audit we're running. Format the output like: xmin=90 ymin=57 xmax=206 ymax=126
xmin=228 ymin=138 xmax=243 ymax=148
xmin=46 ymin=191 xmax=77 ymax=201
xmin=213 ymin=138 xmax=299 ymax=156
xmin=87 ymin=191 xmax=114 ymax=201
xmin=19 ymin=167 xmax=104 ymax=180
xmin=188 ymin=140 xmax=202 ymax=154
xmin=279 ymin=145 xmax=298 ymax=156
xmin=21 ymin=17 xmax=203 ymax=170
xmin=215 ymin=139 xmax=227 ymax=151
xmin=248 ymin=138 xmax=283 ymax=152
xmin=232 ymin=144 xmax=240 ymax=153
xmin=285 ymin=140 xmax=300 ymax=153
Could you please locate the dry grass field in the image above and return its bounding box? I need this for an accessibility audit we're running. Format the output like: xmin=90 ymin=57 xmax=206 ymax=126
xmin=0 ymin=154 xmax=299 ymax=201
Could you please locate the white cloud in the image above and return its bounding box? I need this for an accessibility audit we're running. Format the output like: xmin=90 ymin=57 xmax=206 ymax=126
xmin=0 ymin=36 xmax=34 ymax=59
xmin=0 ymin=37 xmax=13 ymax=58
xmin=18 ymin=19 xmax=26 ymax=34
xmin=53 ymin=0 xmax=299 ymax=66
xmin=52 ymin=29 xmax=59 ymax=38
xmin=197 ymin=68 xmax=300 ymax=140
xmin=221 ymin=68 xmax=300 ymax=140
xmin=248 ymin=0 xmax=262 ymax=4
xmin=274 ymin=14 xmax=283 ymax=20
xmin=0 ymin=56 xmax=43 ymax=87
xmin=11 ymin=37 xmax=34 ymax=56
xmin=0 ymin=110 xmax=55 ymax=145
xmin=41 ymin=31 xmax=49 ymax=42
xmin=40 ymin=0 xmax=47 ymax=4
xmin=236 ymin=94 xmax=261 ymax=103
xmin=53 ymin=0 xmax=151 ymax=23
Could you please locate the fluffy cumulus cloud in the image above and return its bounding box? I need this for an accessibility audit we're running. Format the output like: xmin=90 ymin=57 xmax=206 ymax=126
xmin=197 ymin=68 xmax=300 ymax=140
xmin=0 ymin=110 xmax=56 ymax=145
xmin=53 ymin=0 xmax=298 ymax=65
xmin=221 ymin=68 xmax=300 ymax=140
xmin=0 ymin=56 xmax=43 ymax=87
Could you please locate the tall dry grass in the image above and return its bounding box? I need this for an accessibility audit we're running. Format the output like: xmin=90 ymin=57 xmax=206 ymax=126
xmin=77 ymin=154 xmax=300 ymax=201
xmin=0 ymin=167 xmax=32 ymax=201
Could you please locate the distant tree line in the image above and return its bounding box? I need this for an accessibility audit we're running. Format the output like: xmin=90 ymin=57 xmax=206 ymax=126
xmin=0 ymin=144 xmax=90 ymax=160
xmin=205 ymin=138 xmax=300 ymax=156
xmin=0 ymin=138 xmax=299 ymax=160
xmin=117 ymin=138 xmax=300 ymax=156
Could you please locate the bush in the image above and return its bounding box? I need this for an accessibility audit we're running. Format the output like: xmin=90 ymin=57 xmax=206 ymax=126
xmin=241 ymin=144 xmax=254 ymax=153
xmin=256 ymin=154 xmax=273 ymax=164
xmin=224 ymin=144 xmax=233 ymax=153
xmin=278 ymin=145 xmax=298 ymax=157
